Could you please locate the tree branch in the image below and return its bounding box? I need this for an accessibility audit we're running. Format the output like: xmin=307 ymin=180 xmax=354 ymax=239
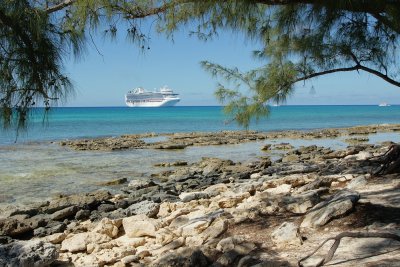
xmin=294 ymin=65 xmax=400 ymax=87
xmin=293 ymin=66 xmax=359 ymax=83
xmin=46 ymin=0 xmax=76 ymax=13
xmin=298 ymin=231 xmax=400 ymax=267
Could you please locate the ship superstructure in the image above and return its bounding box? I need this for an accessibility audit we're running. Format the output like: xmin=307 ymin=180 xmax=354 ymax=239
xmin=125 ymin=86 xmax=180 ymax=107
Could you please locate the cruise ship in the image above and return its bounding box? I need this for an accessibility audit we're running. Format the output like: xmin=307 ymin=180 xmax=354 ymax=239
xmin=125 ymin=86 xmax=180 ymax=107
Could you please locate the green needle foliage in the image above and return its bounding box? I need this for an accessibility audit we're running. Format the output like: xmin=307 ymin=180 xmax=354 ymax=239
xmin=186 ymin=1 xmax=400 ymax=128
xmin=1 ymin=0 xmax=400 ymax=130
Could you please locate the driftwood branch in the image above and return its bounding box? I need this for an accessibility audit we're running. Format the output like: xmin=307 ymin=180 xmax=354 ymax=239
xmin=298 ymin=231 xmax=400 ymax=267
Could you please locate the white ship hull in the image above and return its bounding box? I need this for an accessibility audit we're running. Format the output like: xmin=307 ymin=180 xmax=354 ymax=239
xmin=125 ymin=86 xmax=180 ymax=107
xmin=126 ymin=98 xmax=180 ymax=107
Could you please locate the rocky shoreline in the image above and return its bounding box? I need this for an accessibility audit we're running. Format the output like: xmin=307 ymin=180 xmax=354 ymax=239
xmin=59 ymin=124 xmax=400 ymax=151
xmin=1 ymin=126 xmax=400 ymax=266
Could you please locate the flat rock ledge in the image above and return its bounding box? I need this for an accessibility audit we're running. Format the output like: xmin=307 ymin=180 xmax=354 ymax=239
xmin=59 ymin=124 xmax=400 ymax=151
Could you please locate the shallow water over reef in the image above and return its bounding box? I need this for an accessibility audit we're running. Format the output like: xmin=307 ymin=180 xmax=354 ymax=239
xmin=1 ymin=131 xmax=399 ymax=207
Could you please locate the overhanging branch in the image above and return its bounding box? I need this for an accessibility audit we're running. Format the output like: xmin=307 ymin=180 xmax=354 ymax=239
xmin=294 ymin=65 xmax=400 ymax=87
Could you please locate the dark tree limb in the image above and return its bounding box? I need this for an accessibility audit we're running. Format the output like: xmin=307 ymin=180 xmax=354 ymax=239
xmin=46 ymin=0 xmax=76 ymax=13
xmin=372 ymin=144 xmax=400 ymax=175
xmin=293 ymin=65 xmax=400 ymax=88
xmin=298 ymin=232 xmax=400 ymax=267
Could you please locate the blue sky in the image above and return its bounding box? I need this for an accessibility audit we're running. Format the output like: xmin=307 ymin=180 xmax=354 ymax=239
xmin=64 ymin=27 xmax=400 ymax=106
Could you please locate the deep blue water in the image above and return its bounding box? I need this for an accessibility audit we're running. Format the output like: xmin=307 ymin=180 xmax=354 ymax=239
xmin=1 ymin=105 xmax=400 ymax=145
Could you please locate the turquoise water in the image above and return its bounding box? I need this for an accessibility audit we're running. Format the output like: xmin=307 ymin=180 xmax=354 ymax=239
xmin=1 ymin=105 xmax=400 ymax=206
xmin=1 ymin=105 xmax=400 ymax=145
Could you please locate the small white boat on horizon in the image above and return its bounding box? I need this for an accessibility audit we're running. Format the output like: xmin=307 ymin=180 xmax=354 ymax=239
xmin=379 ymin=102 xmax=391 ymax=107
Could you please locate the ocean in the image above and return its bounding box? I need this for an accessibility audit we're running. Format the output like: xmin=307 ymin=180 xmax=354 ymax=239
xmin=1 ymin=105 xmax=400 ymax=206
xmin=1 ymin=105 xmax=400 ymax=145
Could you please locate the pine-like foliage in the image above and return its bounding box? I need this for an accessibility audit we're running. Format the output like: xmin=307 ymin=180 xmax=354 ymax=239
xmin=0 ymin=0 xmax=72 ymax=129
xmin=178 ymin=1 xmax=400 ymax=128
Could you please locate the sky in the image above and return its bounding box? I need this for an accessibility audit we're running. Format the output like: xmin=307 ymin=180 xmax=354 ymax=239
xmin=64 ymin=26 xmax=400 ymax=107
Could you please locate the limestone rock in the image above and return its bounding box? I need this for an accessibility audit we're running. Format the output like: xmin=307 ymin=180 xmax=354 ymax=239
xmin=203 ymin=184 xmax=229 ymax=197
xmin=346 ymin=175 xmax=367 ymax=190
xmin=92 ymin=217 xmax=121 ymax=238
xmin=216 ymin=236 xmax=256 ymax=255
xmin=128 ymin=179 xmax=156 ymax=190
xmin=151 ymin=248 xmax=210 ymax=267
xmin=0 ymin=240 xmax=58 ymax=267
xmin=282 ymin=154 xmax=300 ymax=162
xmin=261 ymin=144 xmax=271 ymax=151
xmin=281 ymin=190 xmax=320 ymax=214
xmin=152 ymin=237 xmax=185 ymax=255
xmin=216 ymin=250 xmax=240 ymax=266
xmin=271 ymin=222 xmax=302 ymax=247
xmin=60 ymin=232 xmax=112 ymax=253
xmin=237 ymin=256 xmax=262 ymax=267
xmin=122 ymin=214 xmax=161 ymax=238
xmin=301 ymin=189 xmax=360 ymax=228
xmin=200 ymin=218 xmax=228 ymax=241
xmin=126 ymin=200 xmax=160 ymax=218
xmin=179 ymin=192 xmax=210 ymax=202
xmin=0 ymin=218 xmax=32 ymax=237
xmin=156 ymin=228 xmax=179 ymax=246
xmin=51 ymin=205 xmax=78 ymax=220
xmin=218 ymin=196 xmax=245 ymax=208
xmin=42 ymin=232 xmax=67 ymax=244
xmin=180 ymin=219 xmax=211 ymax=237
xmin=75 ymin=209 xmax=91 ymax=220
xmin=264 ymin=184 xmax=292 ymax=196
xmin=45 ymin=190 xmax=111 ymax=214
xmin=115 ymin=236 xmax=146 ymax=247
xmin=186 ymin=235 xmax=204 ymax=246
xmin=200 ymin=158 xmax=234 ymax=176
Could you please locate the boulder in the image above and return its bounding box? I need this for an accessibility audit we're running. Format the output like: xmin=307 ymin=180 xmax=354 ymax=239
xmin=92 ymin=217 xmax=121 ymax=238
xmin=199 ymin=158 xmax=234 ymax=176
xmin=60 ymin=232 xmax=112 ymax=253
xmin=301 ymin=189 xmax=360 ymax=228
xmin=237 ymin=256 xmax=262 ymax=267
xmin=128 ymin=179 xmax=156 ymax=190
xmin=180 ymin=219 xmax=211 ymax=237
xmin=280 ymin=190 xmax=320 ymax=214
xmin=218 ymin=195 xmax=246 ymax=208
xmin=125 ymin=200 xmax=160 ymax=218
xmin=346 ymin=175 xmax=368 ymax=190
xmin=271 ymin=222 xmax=302 ymax=247
xmin=75 ymin=209 xmax=91 ymax=220
xmin=216 ymin=250 xmax=240 ymax=266
xmin=44 ymin=190 xmax=111 ymax=214
xmin=42 ymin=232 xmax=67 ymax=244
xmin=122 ymin=214 xmax=161 ymax=238
xmin=261 ymin=144 xmax=271 ymax=151
xmin=0 ymin=240 xmax=58 ymax=267
xmin=200 ymin=218 xmax=228 ymax=241
xmin=0 ymin=218 xmax=32 ymax=237
xmin=216 ymin=236 xmax=256 ymax=255
xmin=203 ymin=184 xmax=229 ymax=197
xmin=264 ymin=184 xmax=292 ymax=196
xmin=114 ymin=236 xmax=146 ymax=247
xmin=51 ymin=205 xmax=79 ymax=220
xmin=152 ymin=237 xmax=185 ymax=255
xmin=282 ymin=154 xmax=300 ymax=162
xmin=156 ymin=228 xmax=179 ymax=246
xmin=151 ymin=248 xmax=210 ymax=267
xmin=179 ymin=192 xmax=210 ymax=202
